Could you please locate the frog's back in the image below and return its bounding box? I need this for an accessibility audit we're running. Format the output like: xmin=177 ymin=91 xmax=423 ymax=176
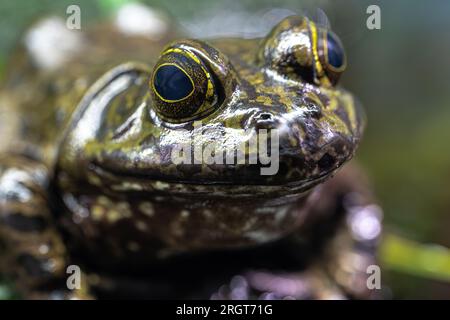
xmin=0 ymin=14 xmax=173 ymax=163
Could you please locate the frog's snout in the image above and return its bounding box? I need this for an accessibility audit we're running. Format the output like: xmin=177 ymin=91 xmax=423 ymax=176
xmin=236 ymin=101 xmax=361 ymax=185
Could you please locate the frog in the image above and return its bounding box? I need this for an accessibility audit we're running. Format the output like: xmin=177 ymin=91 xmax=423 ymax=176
xmin=0 ymin=6 xmax=382 ymax=299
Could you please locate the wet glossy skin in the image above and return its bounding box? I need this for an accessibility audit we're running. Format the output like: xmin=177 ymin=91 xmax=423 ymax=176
xmin=0 ymin=13 xmax=377 ymax=299
xmin=55 ymin=16 xmax=363 ymax=259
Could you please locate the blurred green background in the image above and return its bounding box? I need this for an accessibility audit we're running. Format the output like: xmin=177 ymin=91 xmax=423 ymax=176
xmin=0 ymin=0 xmax=449 ymax=299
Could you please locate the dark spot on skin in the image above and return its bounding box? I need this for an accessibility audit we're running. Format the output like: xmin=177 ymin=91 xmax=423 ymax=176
xmin=17 ymin=254 xmax=50 ymax=277
xmin=306 ymin=103 xmax=322 ymax=119
xmin=292 ymin=62 xmax=315 ymax=84
xmin=318 ymin=153 xmax=336 ymax=171
xmin=3 ymin=213 xmax=47 ymax=232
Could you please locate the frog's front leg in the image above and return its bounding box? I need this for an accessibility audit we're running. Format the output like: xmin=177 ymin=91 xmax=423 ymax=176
xmin=0 ymin=154 xmax=91 ymax=299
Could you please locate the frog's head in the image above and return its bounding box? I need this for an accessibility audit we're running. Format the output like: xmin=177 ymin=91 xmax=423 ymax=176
xmin=57 ymin=15 xmax=364 ymax=199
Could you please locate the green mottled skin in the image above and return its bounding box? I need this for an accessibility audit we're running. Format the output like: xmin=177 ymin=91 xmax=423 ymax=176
xmin=0 ymin=14 xmax=380 ymax=299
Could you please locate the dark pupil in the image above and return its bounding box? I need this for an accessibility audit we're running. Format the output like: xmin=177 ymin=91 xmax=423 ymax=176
xmin=154 ymin=65 xmax=193 ymax=101
xmin=327 ymin=32 xmax=344 ymax=69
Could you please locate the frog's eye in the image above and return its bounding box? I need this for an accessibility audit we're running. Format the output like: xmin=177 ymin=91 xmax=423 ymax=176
xmin=259 ymin=16 xmax=346 ymax=86
xmin=150 ymin=46 xmax=222 ymax=123
xmin=324 ymin=31 xmax=345 ymax=70
xmin=317 ymin=29 xmax=346 ymax=85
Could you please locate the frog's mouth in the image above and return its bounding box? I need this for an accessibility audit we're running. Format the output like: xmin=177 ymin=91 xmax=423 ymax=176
xmin=84 ymin=159 xmax=339 ymax=198
xmin=83 ymin=126 xmax=357 ymax=197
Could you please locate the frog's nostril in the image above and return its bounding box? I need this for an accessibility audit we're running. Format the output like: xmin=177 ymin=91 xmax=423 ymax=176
xmin=259 ymin=113 xmax=272 ymax=120
xmin=254 ymin=113 xmax=278 ymax=130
